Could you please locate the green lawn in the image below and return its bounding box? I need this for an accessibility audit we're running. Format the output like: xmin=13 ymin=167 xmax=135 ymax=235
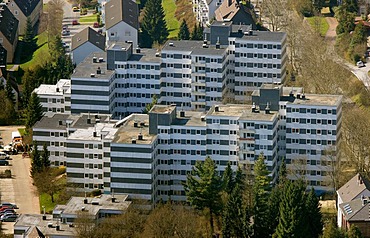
xmin=20 ymin=31 xmax=50 ymax=70
xmin=162 ymin=0 xmax=180 ymax=39
xmin=79 ymin=14 xmax=98 ymax=23
xmin=18 ymin=128 xmax=26 ymax=136
xmin=39 ymin=192 xmax=60 ymax=214
xmin=307 ymin=16 xmax=329 ymax=37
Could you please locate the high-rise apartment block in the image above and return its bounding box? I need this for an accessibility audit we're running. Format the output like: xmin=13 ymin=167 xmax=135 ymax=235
xmin=33 ymin=84 xmax=342 ymax=202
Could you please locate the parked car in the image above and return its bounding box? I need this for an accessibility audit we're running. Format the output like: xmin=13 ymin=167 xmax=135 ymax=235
xmin=72 ymin=6 xmax=80 ymax=12
xmin=62 ymin=30 xmax=70 ymax=36
xmin=0 ymin=152 xmax=9 ymax=160
xmin=0 ymin=160 xmax=9 ymax=166
xmin=1 ymin=202 xmax=18 ymax=209
xmin=62 ymin=24 xmax=69 ymax=30
xmin=0 ymin=206 xmax=10 ymax=212
xmin=93 ymin=22 xmax=99 ymax=28
xmin=72 ymin=20 xmax=79 ymax=25
xmin=357 ymin=61 xmax=365 ymax=68
xmin=0 ymin=209 xmax=15 ymax=216
xmin=0 ymin=213 xmax=17 ymax=222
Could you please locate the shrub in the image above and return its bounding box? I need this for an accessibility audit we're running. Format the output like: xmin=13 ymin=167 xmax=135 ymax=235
xmin=90 ymin=189 xmax=102 ymax=197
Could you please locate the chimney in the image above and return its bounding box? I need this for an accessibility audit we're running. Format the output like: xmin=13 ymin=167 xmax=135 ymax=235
xmin=169 ymin=42 xmax=174 ymax=47
xmin=87 ymin=118 xmax=91 ymax=124
xmin=252 ymin=102 xmax=256 ymax=113
xmin=215 ymin=105 xmax=219 ymax=112
xmin=140 ymin=122 xmax=145 ymax=127
xmin=93 ymin=57 xmax=97 ymax=63
xmin=99 ymin=57 xmax=104 ymax=62
xmin=297 ymin=93 xmax=301 ymax=99
xmin=216 ymin=37 xmax=220 ymax=49
xmin=136 ymin=48 xmax=141 ymax=53
xmin=132 ymin=139 xmax=136 ymax=144
xmin=138 ymin=133 xmax=143 ymax=140
xmin=56 ymin=225 xmax=60 ymax=231
xmin=134 ymin=122 xmax=138 ymax=127
xmin=93 ymin=131 xmax=97 ymax=137
xmin=58 ymin=120 xmax=63 ymax=125
xmin=83 ymin=198 xmax=88 ymax=204
xmin=180 ymin=110 xmax=185 ymax=117
xmin=249 ymin=30 xmax=253 ymax=35
xmin=289 ymin=90 xmax=294 ymax=98
xmin=302 ymin=94 xmax=306 ymax=99
xmin=265 ymin=102 xmax=270 ymax=114
xmin=56 ymin=87 xmax=60 ymax=92
xmin=97 ymin=67 xmax=101 ymax=74
xmin=111 ymin=197 xmax=116 ymax=203
xmin=90 ymin=73 xmax=95 ymax=78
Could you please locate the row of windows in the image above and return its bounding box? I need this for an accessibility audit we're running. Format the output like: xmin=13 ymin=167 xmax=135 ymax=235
xmin=288 ymin=128 xmax=337 ymax=135
xmin=236 ymin=72 xmax=281 ymax=78
xmin=115 ymin=64 xmax=159 ymax=70
xmin=115 ymin=74 xmax=160 ymax=80
xmin=287 ymin=118 xmax=336 ymax=125
xmin=287 ymin=139 xmax=336 ymax=146
xmin=287 ymin=108 xmax=337 ymax=115
xmin=236 ymin=53 xmax=281 ymax=59
xmin=234 ymin=43 xmax=281 ymax=50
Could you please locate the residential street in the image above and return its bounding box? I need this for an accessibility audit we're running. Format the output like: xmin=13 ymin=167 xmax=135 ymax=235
xmin=325 ymin=17 xmax=370 ymax=87
xmin=0 ymin=126 xmax=40 ymax=234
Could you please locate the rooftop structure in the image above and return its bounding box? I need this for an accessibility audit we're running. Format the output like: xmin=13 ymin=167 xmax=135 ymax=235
xmin=72 ymin=52 xmax=114 ymax=79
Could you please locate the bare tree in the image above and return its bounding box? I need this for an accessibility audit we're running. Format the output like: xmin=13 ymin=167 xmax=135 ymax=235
xmin=287 ymin=156 xmax=308 ymax=181
xmin=46 ymin=0 xmax=64 ymax=47
xmin=260 ymin=0 xmax=288 ymax=31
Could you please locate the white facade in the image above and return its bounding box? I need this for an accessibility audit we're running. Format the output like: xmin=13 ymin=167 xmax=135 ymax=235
xmin=106 ymin=21 xmax=138 ymax=49
xmin=193 ymin=0 xmax=223 ymax=25
xmin=33 ymin=79 xmax=71 ymax=114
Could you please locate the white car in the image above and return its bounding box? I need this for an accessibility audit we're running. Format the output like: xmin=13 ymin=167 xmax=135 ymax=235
xmin=0 ymin=152 xmax=9 ymax=160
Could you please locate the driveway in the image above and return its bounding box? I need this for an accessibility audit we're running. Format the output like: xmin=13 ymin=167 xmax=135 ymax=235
xmin=325 ymin=17 xmax=370 ymax=88
xmin=0 ymin=126 xmax=40 ymax=234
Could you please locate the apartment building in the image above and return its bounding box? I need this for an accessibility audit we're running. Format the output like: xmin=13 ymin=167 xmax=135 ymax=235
xmin=33 ymin=113 xmax=112 ymax=166
xmin=33 ymin=79 xmax=71 ymax=113
xmin=6 ymin=0 xmax=42 ymax=35
xmin=70 ymin=52 xmax=115 ymax=114
xmin=193 ymin=0 xmax=223 ymax=25
xmin=0 ymin=4 xmax=19 ymax=64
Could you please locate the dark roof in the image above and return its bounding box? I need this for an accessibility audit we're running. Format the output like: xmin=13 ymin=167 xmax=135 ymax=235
xmin=239 ymin=31 xmax=286 ymax=42
xmin=13 ymin=0 xmax=41 ymax=16
xmin=71 ymin=27 xmax=105 ymax=51
xmin=337 ymin=173 xmax=370 ymax=203
xmin=162 ymin=40 xmax=228 ymax=55
xmin=0 ymin=5 xmax=19 ymax=44
xmin=214 ymin=0 xmax=255 ymax=26
xmin=105 ymin=0 xmax=139 ymax=30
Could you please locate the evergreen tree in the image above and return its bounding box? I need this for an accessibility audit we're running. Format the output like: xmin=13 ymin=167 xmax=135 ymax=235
xmin=223 ymin=162 xmax=234 ymax=194
xmin=190 ymin=23 xmax=204 ymax=40
xmin=278 ymin=157 xmax=287 ymax=185
xmin=321 ymin=220 xmax=345 ymax=238
xmin=5 ymin=75 xmax=15 ymax=104
xmin=273 ymin=180 xmax=308 ymax=238
xmin=23 ymin=17 xmax=35 ymax=44
xmin=252 ymin=153 xmax=271 ymax=238
xmin=141 ymin=0 xmax=169 ymax=46
xmin=41 ymin=143 xmax=51 ymax=169
xmin=184 ymin=156 xmax=223 ymax=235
xmin=25 ymin=93 xmax=43 ymax=129
xmin=178 ymin=20 xmax=190 ymax=40
xmin=267 ymin=186 xmax=281 ymax=235
xmin=222 ymin=184 xmax=245 ymax=238
xmin=22 ymin=69 xmax=34 ymax=107
xmin=190 ymin=24 xmax=198 ymax=40
xmin=306 ymin=188 xmax=323 ymax=238
xmin=347 ymin=225 xmax=363 ymax=238
xmin=31 ymin=142 xmax=43 ymax=175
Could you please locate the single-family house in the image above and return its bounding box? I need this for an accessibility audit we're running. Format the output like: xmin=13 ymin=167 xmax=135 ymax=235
xmin=337 ymin=173 xmax=370 ymax=237
xmin=105 ymin=0 xmax=139 ymax=48
xmin=214 ymin=0 xmax=256 ymax=27
xmin=71 ymin=27 xmax=105 ymax=65
xmin=0 ymin=4 xmax=18 ymax=63
xmin=6 ymin=0 xmax=42 ymax=35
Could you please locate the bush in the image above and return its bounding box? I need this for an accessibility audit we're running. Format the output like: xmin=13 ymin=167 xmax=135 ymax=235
xmin=0 ymin=169 xmax=12 ymax=178
xmin=353 ymin=54 xmax=361 ymax=63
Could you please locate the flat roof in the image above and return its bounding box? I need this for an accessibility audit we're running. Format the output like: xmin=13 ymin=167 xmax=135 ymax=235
xmin=173 ymin=111 xmax=207 ymax=127
xmin=128 ymin=48 xmax=161 ymax=63
xmin=162 ymin=40 xmax=228 ymax=55
xmin=34 ymin=79 xmax=71 ymax=96
xmin=33 ymin=113 xmax=114 ymax=130
xmin=207 ymin=104 xmax=277 ymax=121
xmin=290 ymin=94 xmax=342 ymax=107
xmin=149 ymin=105 xmax=176 ymax=114
xmin=56 ymin=195 xmax=131 ymax=217
xmin=15 ymin=214 xmax=77 ymax=237
xmin=68 ymin=123 xmax=118 ymax=141
xmin=72 ymin=52 xmax=115 ymax=79
xmin=239 ymin=31 xmax=286 ymax=42
xmin=113 ymin=114 xmax=156 ymax=144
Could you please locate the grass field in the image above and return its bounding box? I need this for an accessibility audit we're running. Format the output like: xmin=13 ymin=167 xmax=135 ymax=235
xmin=39 ymin=192 xmax=60 ymax=213
xmin=163 ymin=0 xmax=180 ymax=38
xmin=20 ymin=32 xmax=50 ymax=70
xmin=307 ymin=16 xmax=329 ymax=37
xmin=79 ymin=14 xmax=97 ymax=23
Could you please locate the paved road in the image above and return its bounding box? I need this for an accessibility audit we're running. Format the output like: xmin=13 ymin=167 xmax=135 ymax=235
xmin=325 ymin=17 xmax=370 ymax=88
xmin=0 ymin=126 xmax=39 ymax=234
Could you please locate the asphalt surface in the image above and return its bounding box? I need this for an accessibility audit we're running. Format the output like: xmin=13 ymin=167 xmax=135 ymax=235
xmin=0 ymin=126 xmax=40 ymax=234
xmin=325 ymin=17 xmax=370 ymax=88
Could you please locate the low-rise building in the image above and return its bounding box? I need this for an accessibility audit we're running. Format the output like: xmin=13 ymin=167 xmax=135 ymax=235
xmin=33 ymin=79 xmax=71 ymax=114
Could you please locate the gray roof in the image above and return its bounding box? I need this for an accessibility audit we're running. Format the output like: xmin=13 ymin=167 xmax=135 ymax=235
xmin=128 ymin=48 xmax=161 ymax=63
xmin=162 ymin=40 xmax=228 ymax=55
xmin=33 ymin=113 xmax=112 ymax=130
xmin=339 ymin=198 xmax=370 ymax=222
xmin=239 ymin=31 xmax=286 ymax=42
xmin=71 ymin=27 xmax=105 ymax=51
xmin=0 ymin=5 xmax=18 ymax=44
xmin=13 ymin=0 xmax=41 ymax=17
xmin=105 ymin=0 xmax=139 ymax=30
xmin=72 ymin=52 xmax=115 ymax=79
xmin=337 ymin=173 xmax=370 ymax=204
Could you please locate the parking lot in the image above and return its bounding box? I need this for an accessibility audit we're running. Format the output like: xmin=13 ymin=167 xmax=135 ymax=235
xmin=0 ymin=126 xmax=40 ymax=234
